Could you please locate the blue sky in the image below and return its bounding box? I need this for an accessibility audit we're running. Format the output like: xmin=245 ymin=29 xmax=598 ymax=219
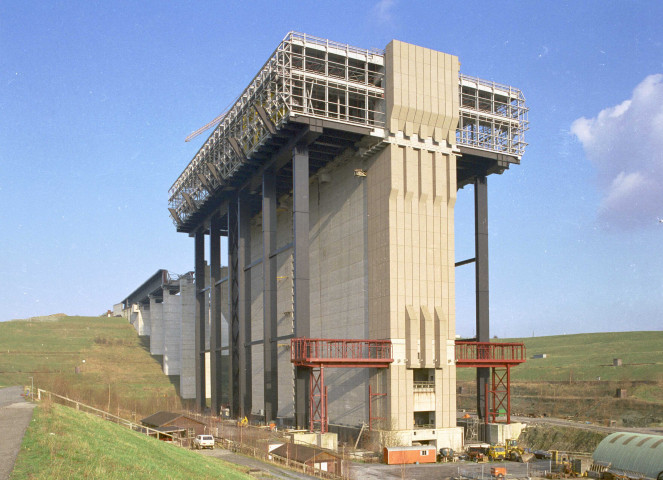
xmin=1 ymin=1 xmax=661 ymax=337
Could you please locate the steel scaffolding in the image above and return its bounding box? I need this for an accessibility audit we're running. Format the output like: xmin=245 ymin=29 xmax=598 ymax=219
xmin=291 ymin=338 xmax=393 ymax=433
xmin=168 ymin=32 xmax=529 ymax=227
xmin=455 ymin=341 xmax=526 ymax=424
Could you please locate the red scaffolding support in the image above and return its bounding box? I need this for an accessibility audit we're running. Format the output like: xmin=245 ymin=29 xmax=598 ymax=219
xmin=291 ymin=338 xmax=393 ymax=433
xmin=455 ymin=341 xmax=526 ymax=424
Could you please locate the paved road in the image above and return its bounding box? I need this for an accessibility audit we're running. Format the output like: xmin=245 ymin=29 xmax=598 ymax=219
xmin=0 ymin=386 xmax=35 ymax=480
xmin=198 ymin=447 xmax=318 ymax=480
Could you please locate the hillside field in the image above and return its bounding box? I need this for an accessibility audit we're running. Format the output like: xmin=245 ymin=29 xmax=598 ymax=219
xmin=457 ymin=331 xmax=663 ymax=426
xmin=2 ymin=316 xmax=661 ymax=427
xmin=0 ymin=315 xmax=185 ymax=419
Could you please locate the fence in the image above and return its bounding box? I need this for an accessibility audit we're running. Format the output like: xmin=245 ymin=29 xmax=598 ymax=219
xmin=34 ymin=387 xmax=346 ymax=479
xmin=35 ymin=388 xmax=181 ymax=445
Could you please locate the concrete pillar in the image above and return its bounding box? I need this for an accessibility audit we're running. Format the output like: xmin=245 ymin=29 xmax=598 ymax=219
xmin=141 ymin=303 xmax=151 ymax=336
xmin=194 ymin=229 xmax=206 ymax=410
xmin=263 ymin=169 xmax=278 ymax=422
xmin=238 ymin=195 xmax=251 ymax=417
xmin=180 ymin=275 xmax=196 ymax=399
xmin=293 ymin=143 xmax=310 ymax=429
xmin=135 ymin=306 xmax=144 ymax=335
xmin=162 ymin=288 xmax=182 ymax=375
xmin=367 ymin=41 xmax=461 ymax=445
xmin=227 ymin=199 xmax=240 ymax=416
xmin=149 ymin=296 xmax=164 ymax=355
xmin=475 ymin=176 xmax=490 ymax=420
xmin=210 ymin=214 xmax=223 ymax=415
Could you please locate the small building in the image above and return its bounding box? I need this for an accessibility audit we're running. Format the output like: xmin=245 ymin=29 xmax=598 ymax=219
xmin=141 ymin=411 xmax=207 ymax=438
xmin=532 ymin=354 xmax=547 ymax=359
xmin=591 ymin=432 xmax=663 ymax=479
xmin=270 ymin=443 xmax=342 ymax=475
xmin=613 ymin=358 xmax=623 ymax=366
xmin=383 ymin=445 xmax=437 ymax=465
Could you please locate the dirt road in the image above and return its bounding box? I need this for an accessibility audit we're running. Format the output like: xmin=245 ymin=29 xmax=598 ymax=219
xmin=0 ymin=386 xmax=35 ymax=480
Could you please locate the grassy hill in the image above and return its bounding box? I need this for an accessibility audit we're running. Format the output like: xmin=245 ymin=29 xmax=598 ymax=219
xmin=0 ymin=315 xmax=184 ymax=419
xmin=2 ymin=316 xmax=661 ymax=427
xmin=457 ymin=331 xmax=663 ymax=426
xmin=11 ymin=401 xmax=251 ymax=480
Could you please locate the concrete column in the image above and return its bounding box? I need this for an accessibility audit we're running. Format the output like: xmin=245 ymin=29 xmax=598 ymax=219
xmin=141 ymin=303 xmax=151 ymax=336
xmin=474 ymin=175 xmax=490 ymax=420
xmin=162 ymin=288 xmax=182 ymax=375
xmin=195 ymin=229 xmax=206 ymax=410
xmin=180 ymin=275 xmax=196 ymax=399
xmin=135 ymin=306 xmax=144 ymax=335
xmin=238 ymin=195 xmax=251 ymax=417
xmin=227 ymin=199 xmax=240 ymax=416
xmin=149 ymin=296 xmax=164 ymax=355
xmin=262 ymin=169 xmax=278 ymax=422
xmin=210 ymin=214 xmax=223 ymax=415
xmin=293 ymin=143 xmax=310 ymax=429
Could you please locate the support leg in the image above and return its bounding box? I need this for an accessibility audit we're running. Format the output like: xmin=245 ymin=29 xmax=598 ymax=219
xmin=228 ymin=199 xmax=240 ymax=417
xmin=474 ymin=176 xmax=490 ymax=420
xmin=263 ymin=170 xmax=278 ymax=423
xmin=210 ymin=214 xmax=223 ymax=416
xmin=293 ymin=144 xmax=310 ymax=429
xmin=238 ymin=195 xmax=251 ymax=418
xmin=194 ymin=229 xmax=206 ymax=411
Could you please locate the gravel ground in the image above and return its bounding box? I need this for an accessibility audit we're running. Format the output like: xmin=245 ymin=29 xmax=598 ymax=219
xmin=0 ymin=386 xmax=35 ymax=480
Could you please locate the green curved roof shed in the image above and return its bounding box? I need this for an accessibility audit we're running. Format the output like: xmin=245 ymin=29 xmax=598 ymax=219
xmin=593 ymin=432 xmax=663 ymax=479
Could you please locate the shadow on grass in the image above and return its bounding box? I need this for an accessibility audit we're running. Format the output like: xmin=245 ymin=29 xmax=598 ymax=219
xmin=138 ymin=335 xmax=181 ymax=397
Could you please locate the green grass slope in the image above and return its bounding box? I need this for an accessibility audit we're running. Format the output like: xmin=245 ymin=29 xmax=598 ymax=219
xmin=11 ymin=402 xmax=252 ymax=480
xmin=457 ymin=331 xmax=663 ymax=385
xmin=0 ymin=315 xmax=183 ymax=418
xmin=457 ymin=331 xmax=663 ymax=425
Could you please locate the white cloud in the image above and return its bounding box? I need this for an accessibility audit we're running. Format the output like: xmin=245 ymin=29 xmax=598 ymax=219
xmin=373 ymin=0 xmax=397 ymax=24
xmin=571 ymin=74 xmax=663 ymax=229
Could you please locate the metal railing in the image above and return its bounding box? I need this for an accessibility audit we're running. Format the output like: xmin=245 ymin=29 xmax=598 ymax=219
xmin=455 ymin=341 xmax=526 ymax=366
xmin=290 ymin=338 xmax=393 ymax=367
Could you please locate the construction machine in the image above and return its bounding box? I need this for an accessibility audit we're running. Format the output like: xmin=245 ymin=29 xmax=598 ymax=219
xmin=488 ymin=445 xmax=506 ymax=461
xmin=505 ymin=439 xmax=534 ymax=462
xmin=548 ymin=450 xmax=583 ymax=476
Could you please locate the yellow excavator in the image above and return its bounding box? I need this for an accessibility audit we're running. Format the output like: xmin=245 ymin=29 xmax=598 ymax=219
xmin=505 ymin=439 xmax=534 ymax=463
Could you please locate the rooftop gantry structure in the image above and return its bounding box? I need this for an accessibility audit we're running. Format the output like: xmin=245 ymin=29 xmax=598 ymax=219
xmin=168 ymin=32 xmax=527 ymax=229
xmin=168 ymin=32 xmax=528 ymax=449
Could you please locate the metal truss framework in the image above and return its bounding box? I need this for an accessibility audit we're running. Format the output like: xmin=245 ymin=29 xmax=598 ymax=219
xmin=291 ymin=338 xmax=393 ymax=433
xmin=455 ymin=341 xmax=526 ymax=424
xmin=168 ymin=32 xmax=529 ymax=228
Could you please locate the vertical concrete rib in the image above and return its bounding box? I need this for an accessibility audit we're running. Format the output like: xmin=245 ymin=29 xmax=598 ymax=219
xmin=194 ymin=228 xmax=206 ymax=411
xmin=262 ymin=169 xmax=278 ymax=422
xmin=293 ymin=143 xmax=310 ymax=429
xmin=238 ymin=194 xmax=251 ymax=418
xmin=474 ymin=175 xmax=490 ymax=420
xmin=210 ymin=214 xmax=222 ymax=415
xmin=227 ymin=198 xmax=240 ymax=416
